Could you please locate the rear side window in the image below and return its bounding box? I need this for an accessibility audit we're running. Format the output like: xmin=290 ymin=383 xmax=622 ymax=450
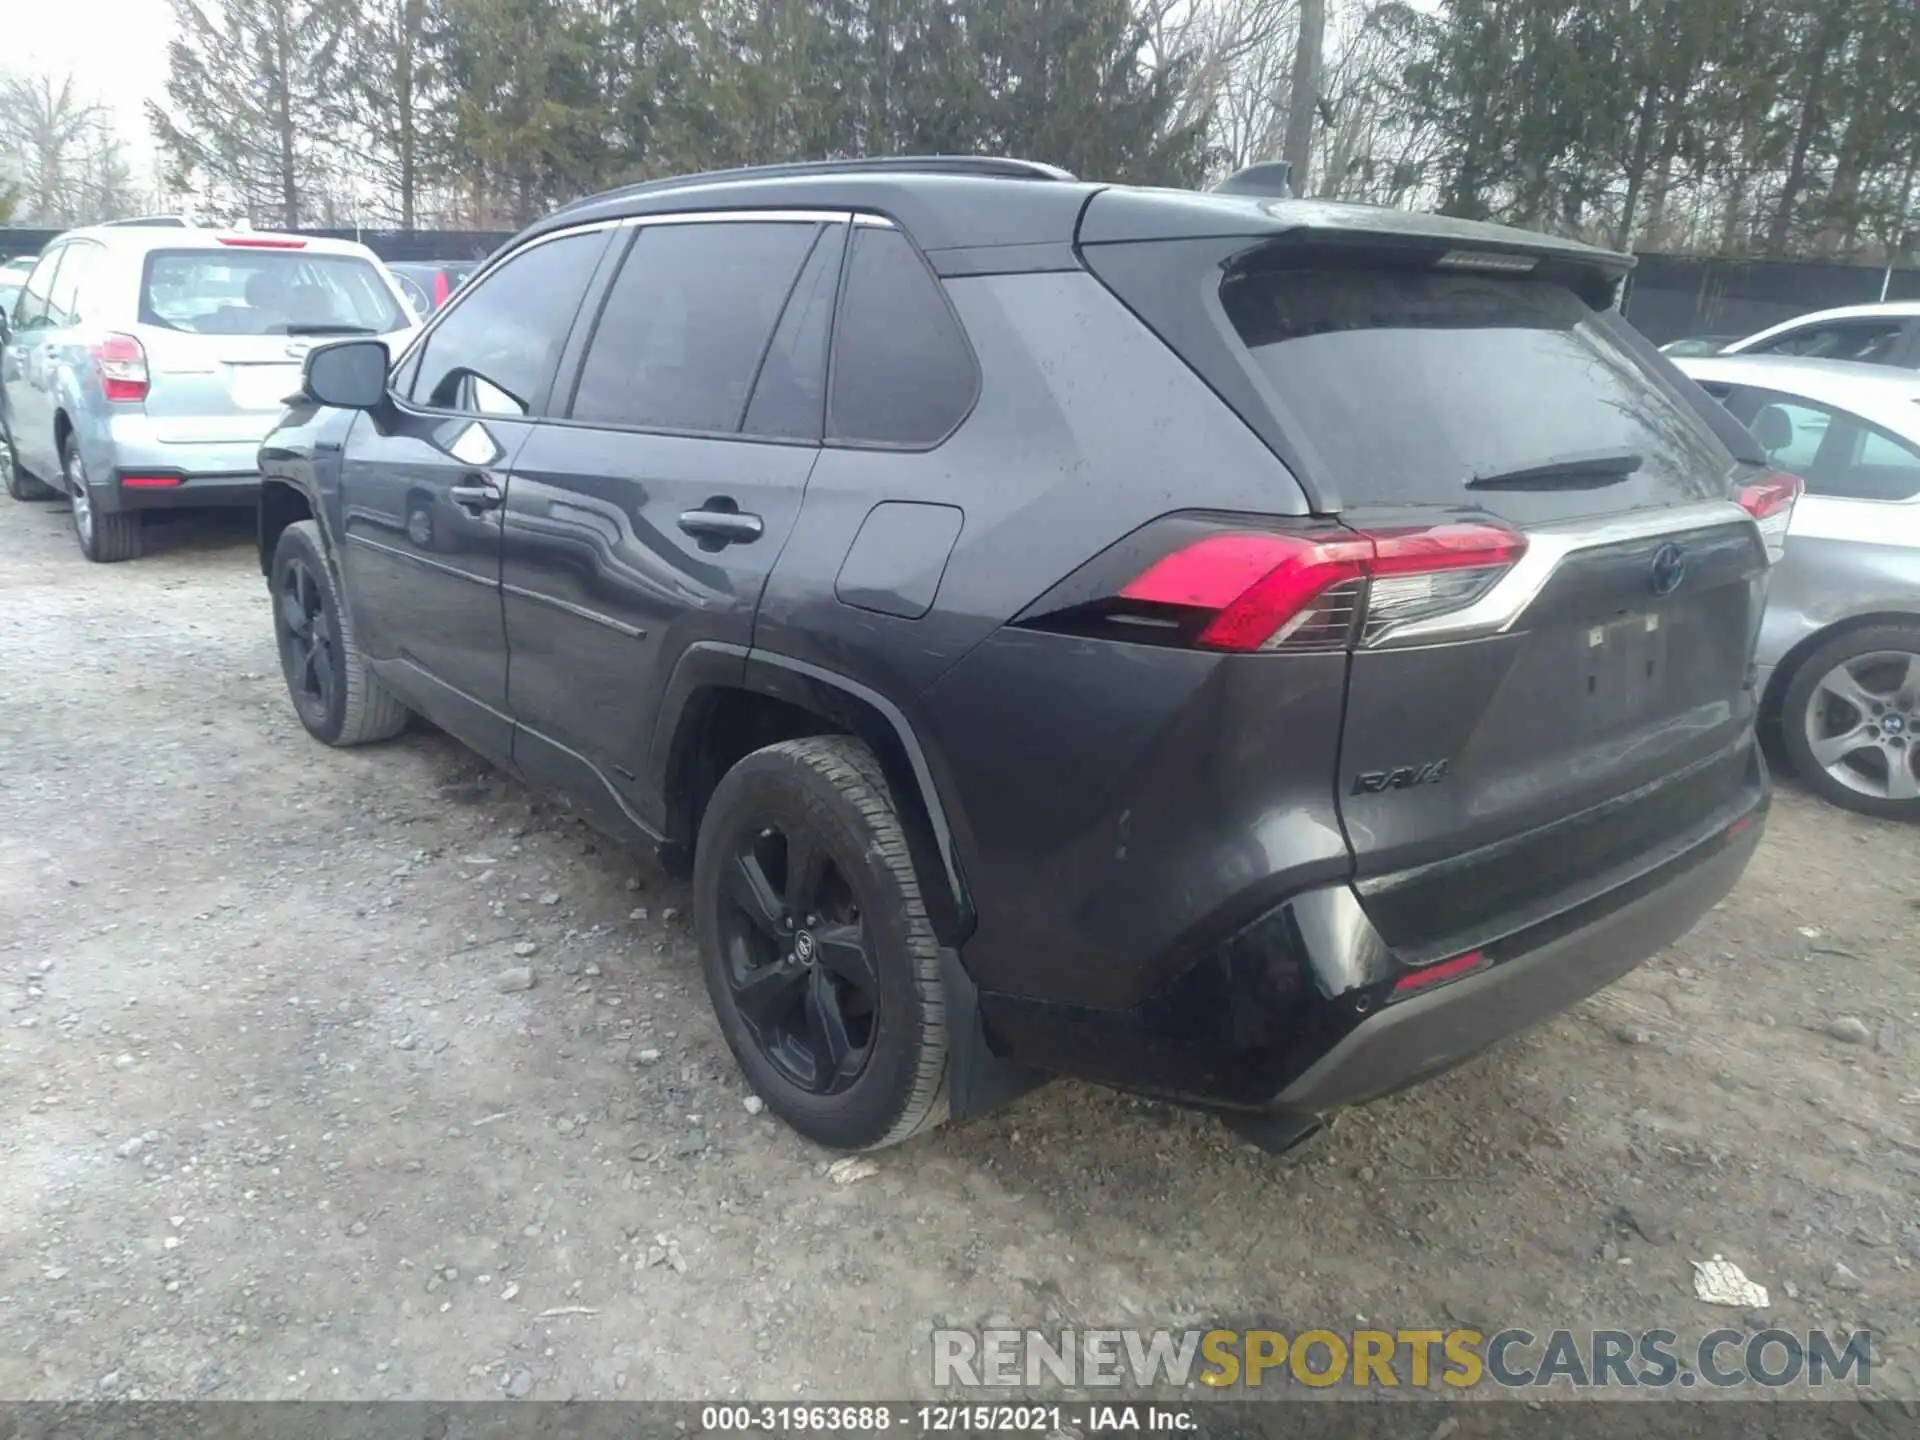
xmin=743 ymin=226 xmax=844 ymax=440
xmin=140 ymin=248 xmax=407 ymax=336
xmin=828 ymin=227 xmax=977 ymax=447
xmin=1219 ymin=267 xmax=1731 ymax=512
xmin=410 ymin=231 xmax=606 ymax=416
xmin=1720 ymin=386 xmax=1920 ymax=502
xmin=14 ymin=247 xmax=62 ymax=329
xmin=47 ymin=242 xmax=100 ymax=325
xmin=1748 ymin=320 xmax=1908 ymax=365
xmin=569 ymin=220 xmax=820 ymax=433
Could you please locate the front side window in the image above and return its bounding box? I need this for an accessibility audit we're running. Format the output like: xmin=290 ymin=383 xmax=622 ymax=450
xmin=410 ymin=231 xmax=607 ymax=416
xmin=140 ymin=248 xmax=408 ymax=336
xmin=568 ymin=220 xmax=821 ymax=434
xmin=1724 ymin=385 xmax=1920 ymax=501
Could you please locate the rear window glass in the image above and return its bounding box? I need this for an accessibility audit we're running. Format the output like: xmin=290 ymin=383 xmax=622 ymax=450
xmin=1220 ymin=268 xmax=1731 ymax=508
xmin=140 ymin=249 xmax=406 ymax=336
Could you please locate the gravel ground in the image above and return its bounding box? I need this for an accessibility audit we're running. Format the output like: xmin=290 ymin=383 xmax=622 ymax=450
xmin=2 ymin=501 xmax=1918 ymax=1406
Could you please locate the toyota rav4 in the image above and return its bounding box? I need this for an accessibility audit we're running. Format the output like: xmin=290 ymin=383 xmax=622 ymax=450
xmin=255 ymin=157 xmax=1788 ymax=1153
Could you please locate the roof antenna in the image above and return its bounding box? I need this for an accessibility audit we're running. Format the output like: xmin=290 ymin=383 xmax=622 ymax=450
xmin=1212 ymin=160 xmax=1294 ymax=199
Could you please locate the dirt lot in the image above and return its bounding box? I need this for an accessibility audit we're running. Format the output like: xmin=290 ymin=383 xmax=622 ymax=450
xmin=2 ymin=502 xmax=1918 ymax=1406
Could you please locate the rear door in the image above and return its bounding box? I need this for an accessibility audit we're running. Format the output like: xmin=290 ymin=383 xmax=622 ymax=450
xmin=1212 ymin=261 xmax=1766 ymax=955
xmin=500 ymin=214 xmax=839 ymax=830
xmin=134 ymin=242 xmax=414 ymax=445
xmin=335 ymin=227 xmax=611 ymax=759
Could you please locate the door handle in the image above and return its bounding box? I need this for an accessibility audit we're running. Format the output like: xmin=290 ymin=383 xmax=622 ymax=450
xmin=449 ymin=478 xmax=502 ymax=512
xmin=677 ymin=507 xmax=764 ymax=544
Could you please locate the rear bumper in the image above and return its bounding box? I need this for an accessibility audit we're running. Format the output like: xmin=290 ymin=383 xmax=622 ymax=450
xmin=975 ymin=756 xmax=1766 ymax=1117
xmin=91 ymin=415 xmax=266 ymax=512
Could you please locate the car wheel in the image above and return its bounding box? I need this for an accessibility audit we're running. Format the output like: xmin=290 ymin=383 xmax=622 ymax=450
xmin=2 ymin=420 xmax=55 ymax=500
xmin=62 ymin=436 xmax=143 ymax=561
xmin=693 ymin=735 xmax=949 ymax=1151
xmin=270 ymin=519 xmax=410 ymax=746
xmin=1780 ymin=624 xmax=1920 ymax=820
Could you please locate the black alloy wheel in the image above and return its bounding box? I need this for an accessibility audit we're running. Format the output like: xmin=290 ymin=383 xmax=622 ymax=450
xmin=715 ymin=821 xmax=880 ymax=1096
xmin=276 ymin=552 xmax=338 ymax=730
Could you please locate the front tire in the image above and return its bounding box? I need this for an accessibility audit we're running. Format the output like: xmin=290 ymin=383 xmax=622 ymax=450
xmin=2 ymin=420 xmax=55 ymax=500
xmin=1780 ymin=623 xmax=1920 ymax=820
xmin=270 ymin=519 xmax=410 ymax=746
xmin=693 ymin=736 xmax=949 ymax=1151
xmin=62 ymin=436 xmax=143 ymax=561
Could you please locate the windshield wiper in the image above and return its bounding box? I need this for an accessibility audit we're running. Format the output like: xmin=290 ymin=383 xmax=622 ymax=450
xmin=283 ymin=323 xmax=378 ymax=336
xmin=1466 ymin=447 xmax=1644 ymax=491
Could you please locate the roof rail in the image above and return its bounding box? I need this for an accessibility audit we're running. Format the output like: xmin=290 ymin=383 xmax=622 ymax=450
xmin=551 ymin=155 xmax=1077 ymax=217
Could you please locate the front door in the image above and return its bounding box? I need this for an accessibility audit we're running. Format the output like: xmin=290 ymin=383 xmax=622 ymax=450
xmin=501 ymin=216 xmax=844 ymax=834
xmin=336 ymin=227 xmax=613 ymax=761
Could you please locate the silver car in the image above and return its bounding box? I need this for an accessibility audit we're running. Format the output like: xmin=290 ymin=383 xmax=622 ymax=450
xmin=1 ymin=226 xmax=414 ymax=561
xmin=1677 ymin=352 xmax=1920 ymax=818
xmin=1717 ymin=300 xmax=1920 ymax=370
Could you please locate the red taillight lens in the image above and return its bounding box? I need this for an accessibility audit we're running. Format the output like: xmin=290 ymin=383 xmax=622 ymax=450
xmin=433 ymin=271 xmax=450 ymax=308
xmin=218 ymin=235 xmax=307 ymax=249
xmin=93 ymin=333 xmax=149 ymax=403
xmin=1117 ymin=521 xmax=1525 ymax=653
xmin=1392 ymin=949 xmax=1486 ymax=995
xmin=120 ymin=474 xmax=181 ymax=488
xmin=1737 ymin=471 xmax=1801 ymax=564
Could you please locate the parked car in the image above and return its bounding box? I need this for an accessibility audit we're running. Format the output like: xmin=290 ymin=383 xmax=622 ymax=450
xmin=1720 ymin=300 xmax=1920 ymax=369
xmin=387 ymin=260 xmax=478 ymax=316
xmin=257 ymin=155 xmax=1779 ymax=1154
xmin=1676 ymin=352 xmax=1920 ymax=818
xmin=0 ymin=226 xmax=416 ymax=561
xmin=1659 ymin=334 xmax=1738 ymax=357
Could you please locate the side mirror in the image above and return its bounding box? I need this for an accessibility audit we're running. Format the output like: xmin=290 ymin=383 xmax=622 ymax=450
xmin=304 ymin=338 xmax=391 ymax=410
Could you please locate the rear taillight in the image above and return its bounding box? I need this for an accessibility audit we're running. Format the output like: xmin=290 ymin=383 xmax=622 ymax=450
xmin=1112 ymin=521 xmax=1526 ymax=653
xmin=1737 ymin=472 xmax=1801 ymax=564
xmin=93 ymin=333 xmax=149 ymax=404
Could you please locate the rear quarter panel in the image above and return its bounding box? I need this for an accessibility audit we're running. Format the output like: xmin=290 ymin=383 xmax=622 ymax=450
xmin=1761 ymin=493 xmax=1920 ymax=690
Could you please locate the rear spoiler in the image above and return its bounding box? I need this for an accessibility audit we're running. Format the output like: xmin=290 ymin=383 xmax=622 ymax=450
xmin=1078 ymin=192 xmax=1632 ymax=307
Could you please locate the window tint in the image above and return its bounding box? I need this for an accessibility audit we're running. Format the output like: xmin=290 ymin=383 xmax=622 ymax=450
xmin=1753 ymin=321 xmax=1906 ymax=364
xmin=14 ymin=247 xmax=63 ymax=329
xmin=1220 ymin=266 xmax=1730 ymax=512
xmin=411 ymin=232 xmax=606 ymax=416
xmin=570 ymin=221 xmax=819 ymax=433
xmin=742 ymin=226 xmax=843 ymax=440
xmin=828 ymin=227 xmax=976 ymax=447
xmin=1723 ymin=385 xmax=1920 ymax=502
xmin=46 ymin=243 xmax=98 ymax=325
xmin=140 ymin=249 xmax=406 ymax=335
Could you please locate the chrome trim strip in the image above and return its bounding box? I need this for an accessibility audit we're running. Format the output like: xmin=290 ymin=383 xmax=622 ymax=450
xmin=622 ymin=209 xmax=855 ymax=228
xmin=1372 ymin=499 xmax=1760 ymax=647
xmin=346 ymin=532 xmax=496 ymax=588
xmin=502 ymin=581 xmax=647 ymax=639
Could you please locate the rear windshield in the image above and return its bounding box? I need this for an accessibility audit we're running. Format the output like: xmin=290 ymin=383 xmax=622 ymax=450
xmin=140 ymin=249 xmax=406 ymax=336
xmin=1219 ymin=267 xmax=1731 ymax=508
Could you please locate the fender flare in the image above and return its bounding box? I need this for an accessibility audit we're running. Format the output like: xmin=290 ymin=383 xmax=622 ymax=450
xmin=650 ymin=642 xmax=975 ymax=945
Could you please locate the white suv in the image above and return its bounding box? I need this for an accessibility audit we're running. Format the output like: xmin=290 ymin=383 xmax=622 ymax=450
xmin=1 ymin=225 xmax=415 ymax=561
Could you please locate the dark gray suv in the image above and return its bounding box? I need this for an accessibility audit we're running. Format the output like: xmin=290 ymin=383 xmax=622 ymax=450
xmin=257 ymin=157 xmax=1787 ymax=1154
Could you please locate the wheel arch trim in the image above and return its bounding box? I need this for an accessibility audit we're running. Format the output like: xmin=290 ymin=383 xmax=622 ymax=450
xmin=652 ymin=642 xmax=975 ymax=943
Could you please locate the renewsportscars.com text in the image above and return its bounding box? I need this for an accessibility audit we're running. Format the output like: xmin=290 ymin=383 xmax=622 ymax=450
xmin=931 ymin=1327 xmax=1874 ymax=1390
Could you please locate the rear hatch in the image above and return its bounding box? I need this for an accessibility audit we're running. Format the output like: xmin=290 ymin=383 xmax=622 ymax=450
xmin=135 ymin=244 xmax=411 ymax=445
xmin=1082 ymin=203 xmax=1774 ymax=959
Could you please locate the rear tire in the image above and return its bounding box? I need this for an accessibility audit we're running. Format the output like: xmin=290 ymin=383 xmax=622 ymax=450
xmin=2 ymin=421 xmax=55 ymax=500
xmin=62 ymin=436 xmax=143 ymax=562
xmin=270 ymin=519 xmax=410 ymax=746
xmin=693 ymin=736 xmax=949 ymax=1151
xmin=1780 ymin=623 xmax=1920 ymax=821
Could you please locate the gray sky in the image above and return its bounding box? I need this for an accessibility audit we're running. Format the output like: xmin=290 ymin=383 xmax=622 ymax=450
xmin=9 ymin=0 xmax=177 ymax=186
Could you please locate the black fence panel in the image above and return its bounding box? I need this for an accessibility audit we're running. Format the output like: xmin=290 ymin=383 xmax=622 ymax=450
xmin=1622 ymin=253 xmax=1920 ymax=344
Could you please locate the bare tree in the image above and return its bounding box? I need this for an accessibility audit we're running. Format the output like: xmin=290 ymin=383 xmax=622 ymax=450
xmin=1282 ymin=0 xmax=1326 ymax=193
xmin=0 ymin=71 xmax=114 ymax=224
